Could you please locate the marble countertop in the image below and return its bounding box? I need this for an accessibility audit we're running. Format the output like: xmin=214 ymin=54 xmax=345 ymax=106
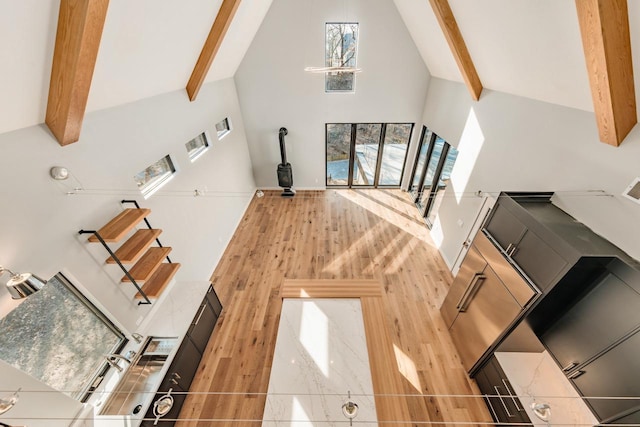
xmin=85 ymin=280 xmax=212 ymax=427
xmin=495 ymin=351 xmax=598 ymax=427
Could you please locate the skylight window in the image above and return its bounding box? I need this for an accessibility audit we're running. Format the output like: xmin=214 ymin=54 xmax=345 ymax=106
xmin=134 ymin=154 xmax=176 ymax=198
xmin=325 ymin=23 xmax=359 ymax=92
xmin=185 ymin=131 xmax=211 ymax=162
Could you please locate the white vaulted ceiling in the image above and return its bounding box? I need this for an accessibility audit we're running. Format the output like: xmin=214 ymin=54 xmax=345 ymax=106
xmin=3 ymin=0 xmax=640 ymax=136
xmin=0 ymin=0 xmax=272 ymax=135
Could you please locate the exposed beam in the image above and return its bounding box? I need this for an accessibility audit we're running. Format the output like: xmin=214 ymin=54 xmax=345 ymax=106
xmin=45 ymin=0 xmax=109 ymax=146
xmin=186 ymin=0 xmax=242 ymax=101
xmin=575 ymin=0 xmax=636 ymax=146
xmin=428 ymin=0 xmax=483 ymax=101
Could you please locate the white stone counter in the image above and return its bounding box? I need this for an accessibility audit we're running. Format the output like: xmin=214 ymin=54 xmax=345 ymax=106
xmin=495 ymin=351 xmax=598 ymax=427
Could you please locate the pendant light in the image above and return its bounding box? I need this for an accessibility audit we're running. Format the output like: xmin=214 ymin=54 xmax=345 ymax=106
xmin=0 ymin=266 xmax=47 ymax=299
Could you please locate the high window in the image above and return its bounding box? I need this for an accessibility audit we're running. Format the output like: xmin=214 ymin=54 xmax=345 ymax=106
xmin=325 ymin=23 xmax=359 ymax=92
xmin=134 ymin=154 xmax=176 ymax=198
xmin=185 ymin=131 xmax=211 ymax=162
xmin=326 ymin=123 xmax=413 ymax=187
xmin=215 ymin=118 xmax=231 ymax=140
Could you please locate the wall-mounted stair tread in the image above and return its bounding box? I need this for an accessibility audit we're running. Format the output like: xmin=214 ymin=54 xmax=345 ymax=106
xmin=122 ymin=247 xmax=172 ymax=282
xmin=88 ymin=208 xmax=151 ymax=243
xmin=135 ymin=263 xmax=181 ymax=300
xmin=106 ymin=229 xmax=163 ymax=264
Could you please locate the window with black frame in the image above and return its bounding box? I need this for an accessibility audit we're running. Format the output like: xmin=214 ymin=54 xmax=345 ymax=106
xmin=0 ymin=273 xmax=126 ymax=401
xmin=409 ymin=127 xmax=459 ymax=228
xmin=326 ymin=123 xmax=413 ymax=188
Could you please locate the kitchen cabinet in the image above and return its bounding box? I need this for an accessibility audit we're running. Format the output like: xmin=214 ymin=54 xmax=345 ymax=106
xmin=440 ymin=246 xmax=486 ymax=329
xmin=541 ymin=271 xmax=640 ymax=371
xmin=474 ymin=356 xmax=532 ymax=426
xmin=188 ymin=296 xmax=218 ymax=354
xmin=140 ymin=338 xmax=199 ymax=426
xmin=571 ymin=329 xmax=640 ymax=423
xmin=610 ymin=407 xmax=640 ymax=425
xmin=442 ymin=232 xmax=537 ymax=372
xmin=483 ymin=196 xmax=567 ymax=291
xmin=141 ymin=286 xmax=222 ymax=426
xmin=207 ymin=285 xmax=223 ymax=316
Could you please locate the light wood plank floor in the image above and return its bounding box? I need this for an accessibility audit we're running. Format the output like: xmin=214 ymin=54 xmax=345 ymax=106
xmin=176 ymin=189 xmax=492 ymax=426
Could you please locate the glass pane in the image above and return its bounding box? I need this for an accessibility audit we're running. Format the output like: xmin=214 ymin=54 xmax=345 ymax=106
xmin=186 ymin=132 xmax=209 ymax=161
xmin=418 ymin=137 xmax=445 ymax=208
xmin=134 ymin=155 xmax=176 ymax=197
xmin=326 ymin=124 xmax=352 ymax=185
xmin=411 ymin=129 xmax=432 ymax=193
xmin=0 ymin=274 xmax=124 ymax=400
xmin=216 ymin=118 xmax=231 ymax=139
xmin=426 ymin=145 xmax=459 ymax=225
xmin=325 ymin=23 xmax=358 ymax=92
xmin=378 ymin=123 xmax=412 ymax=186
xmin=352 ymin=124 xmax=382 ymax=186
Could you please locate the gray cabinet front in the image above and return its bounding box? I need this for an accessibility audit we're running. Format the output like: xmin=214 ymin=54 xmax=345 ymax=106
xmin=572 ymin=330 xmax=640 ymax=422
xmin=542 ymin=272 xmax=640 ymax=370
xmin=511 ymin=230 xmax=566 ymax=291
xmin=188 ymin=299 xmax=217 ymax=354
xmin=484 ymin=204 xmax=526 ymax=252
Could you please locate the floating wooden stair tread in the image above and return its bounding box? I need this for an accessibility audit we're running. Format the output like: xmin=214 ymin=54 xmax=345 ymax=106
xmin=106 ymin=229 xmax=163 ymax=264
xmin=88 ymin=208 xmax=151 ymax=243
xmin=135 ymin=263 xmax=181 ymax=300
xmin=122 ymin=247 xmax=172 ymax=282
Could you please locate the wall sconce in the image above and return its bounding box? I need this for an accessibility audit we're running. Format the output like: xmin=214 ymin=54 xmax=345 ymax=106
xmin=0 ymin=266 xmax=46 ymax=299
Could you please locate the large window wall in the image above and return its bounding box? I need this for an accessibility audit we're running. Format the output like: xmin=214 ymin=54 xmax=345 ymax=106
xmin=409 ymin=126 xmax=459 ymax=228
xmin=326 ymin=123 xmax=413 ymax=188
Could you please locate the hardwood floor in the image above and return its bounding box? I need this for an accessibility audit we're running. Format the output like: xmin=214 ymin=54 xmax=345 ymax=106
xmin=176 ymin=189 xmax=492 ymax=426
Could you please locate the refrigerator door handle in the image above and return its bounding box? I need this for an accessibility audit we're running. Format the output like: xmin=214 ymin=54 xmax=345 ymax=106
xmin=456 ymin=273 xmax=486 ymax=312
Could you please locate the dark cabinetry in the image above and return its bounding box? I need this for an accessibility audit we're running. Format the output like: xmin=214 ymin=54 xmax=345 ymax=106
xmin=474 ymin=356 xmax=532 ymax=426
xmin=477 ymin=192 xmax=640 ymax=424
xmin=572 ymin=330 xmax=640 ymax=423
xmin=483 ymin=195 xmax=567 ymax=291
xmin=141 ymin=285 xmax=222 ymax=426
xmin=541 ymin=271 xmax=640 ymax=371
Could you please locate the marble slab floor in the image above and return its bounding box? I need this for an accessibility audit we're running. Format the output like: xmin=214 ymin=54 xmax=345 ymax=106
xmin=263 ymin=298 xmax=378 ymax=426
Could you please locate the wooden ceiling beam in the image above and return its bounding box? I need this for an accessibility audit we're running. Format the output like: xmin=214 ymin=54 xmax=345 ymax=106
xmin=575 ymin=0 xmax=636 ymax=146
xmin=45 ymin=0 xmax=109 ymax=146
xmin=428 ymin=0 xmax=483 ymax=101
xmin=186 ymin=0 xmax=242 ymax=101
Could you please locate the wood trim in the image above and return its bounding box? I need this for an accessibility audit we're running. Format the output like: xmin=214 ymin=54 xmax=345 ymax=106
xmin=45 ymin=0 xmax=109 ymax=146
xmin=186 ymin=0 xmax=242 ymax=101
xmin=575 ymin=0 xmax=637 ymax=146
xmin=282 ymin=279 xmax=413 ymax=424
xmin=428 ymin=0 xmax=483 ymax=101
xmin=281 ymin=279 xmax=382 ymax=298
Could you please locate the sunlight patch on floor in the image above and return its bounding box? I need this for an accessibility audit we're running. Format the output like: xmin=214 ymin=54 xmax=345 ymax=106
xmin=335 ymin=190 xmax=434 ymax=246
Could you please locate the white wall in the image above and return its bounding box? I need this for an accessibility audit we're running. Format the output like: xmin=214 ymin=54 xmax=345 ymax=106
xmin=235 ymin=0 xmax=430 ymax=189
xmin=421 ymin=78 xmax=640 ymax=268
xmin=0 ymin=78 xmax=255 ymax=424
